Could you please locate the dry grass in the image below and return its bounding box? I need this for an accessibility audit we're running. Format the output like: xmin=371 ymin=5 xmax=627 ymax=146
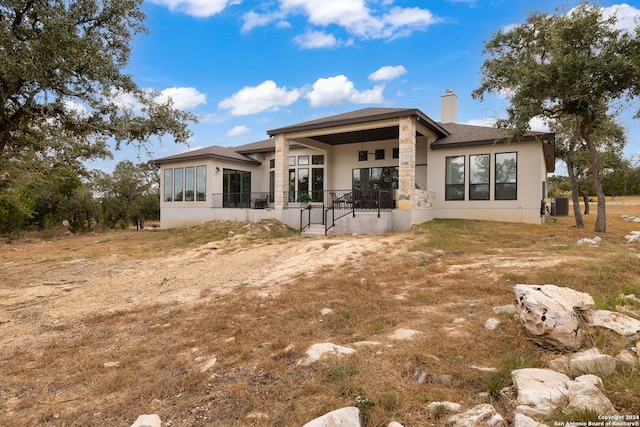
xmin=1 ymin=202 xmax=640 ymax=426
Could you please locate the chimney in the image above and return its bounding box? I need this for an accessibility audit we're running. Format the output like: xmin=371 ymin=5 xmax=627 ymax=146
xmin=441 ymin=88 xmax=458 ymax=124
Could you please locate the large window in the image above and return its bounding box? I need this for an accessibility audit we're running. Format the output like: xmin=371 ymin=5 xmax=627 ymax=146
xmin=184 ymin=167 xmax=195 ymax=201
xmin=445 ymin=156 xmax=465 ymax=200
xmin=163 ymin=169 xmax=173 ymax=202
xmin=163 ymin=166 xmax=206 ymax=202
xmin=196 ymin=166 xmax=206 ymax=201
xmin=495 ymin=152 xmax=517 ymax=200
xmin=174 ymin=167 xmax=184 ymax=201
xmin=469 ymin=154 xmax=490 ymax=200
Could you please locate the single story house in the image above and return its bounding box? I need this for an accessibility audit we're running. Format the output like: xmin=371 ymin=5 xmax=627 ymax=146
xmin=153 ymin=90 xmax=555 ymax=234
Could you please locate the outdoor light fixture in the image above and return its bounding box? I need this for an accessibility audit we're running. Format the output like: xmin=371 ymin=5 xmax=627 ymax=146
xmin=216 ymin=166 xmax=221 ymax=172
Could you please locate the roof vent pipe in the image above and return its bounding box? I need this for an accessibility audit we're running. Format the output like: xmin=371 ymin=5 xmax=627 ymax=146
xmin=441 ymin=88 xmax=458 ymax=124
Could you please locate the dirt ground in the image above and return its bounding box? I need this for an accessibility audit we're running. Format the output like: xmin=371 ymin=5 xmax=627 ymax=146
xmin=0 ymin=229 xmax=418 ymax=351
xmin=1 ymin=210 xmax=639 ymax=425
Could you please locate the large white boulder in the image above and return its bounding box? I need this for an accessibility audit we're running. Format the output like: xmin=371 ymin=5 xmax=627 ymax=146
xmin=302 ymin=407 xmax=361 ymax=427
xmin=514 ymin=285 xmax=594 ymax=351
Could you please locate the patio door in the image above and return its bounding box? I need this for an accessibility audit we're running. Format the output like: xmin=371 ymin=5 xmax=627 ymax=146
xmin=223 ymin=169 xmax=251 ymax=208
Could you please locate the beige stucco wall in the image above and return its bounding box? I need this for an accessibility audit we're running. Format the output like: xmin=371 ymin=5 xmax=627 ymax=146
xmin=427 ymin=140 xmax=547 ymax=224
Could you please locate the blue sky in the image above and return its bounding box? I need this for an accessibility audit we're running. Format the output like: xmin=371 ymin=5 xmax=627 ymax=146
xmin=92 ymin=0 xmax=640 ymax=174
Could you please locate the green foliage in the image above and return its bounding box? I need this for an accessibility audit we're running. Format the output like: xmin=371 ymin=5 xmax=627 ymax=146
xmin=0 ymin=0 xmax=196 ymax=198
xmin=473 ymin=2 xmax=640 ymax=231
xmin=94 ymin=161 xmax=160 ymax=229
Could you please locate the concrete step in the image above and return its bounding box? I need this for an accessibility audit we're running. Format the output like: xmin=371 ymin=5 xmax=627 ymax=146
xmin=301 ymin=224 xmax=326 ymax=237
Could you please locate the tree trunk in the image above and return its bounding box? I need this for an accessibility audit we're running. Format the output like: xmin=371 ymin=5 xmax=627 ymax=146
xmin=580 ymin=116 xmax=606 ymax=232
xmin=566 ymin=136 xmax=585 ymax=228
xmin=582 ymin=191 xmax=590 ymax=215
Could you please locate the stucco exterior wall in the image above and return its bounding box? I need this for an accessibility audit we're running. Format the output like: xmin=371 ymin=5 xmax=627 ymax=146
xmin=427 ymin=140 xmax=547 ymax=224
xmin=159 ymin=158 xmax=264 ymax=228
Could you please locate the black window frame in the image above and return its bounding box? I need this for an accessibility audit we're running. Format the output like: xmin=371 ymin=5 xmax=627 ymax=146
xmin=495 ymin=152 xmax=517 ymax=200
xmin=469 ymin=154 xmax=490 ymax=201
xmin=445 ymin=155 xmax=465 ymax=201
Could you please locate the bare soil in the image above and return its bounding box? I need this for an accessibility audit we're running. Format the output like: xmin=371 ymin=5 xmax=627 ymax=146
xmin=1 ymin=207 xmax=639 ymax=426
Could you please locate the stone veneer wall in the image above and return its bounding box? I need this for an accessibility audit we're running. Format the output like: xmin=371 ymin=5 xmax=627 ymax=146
xmin=414 ymin=190 xmax=435 ymax=209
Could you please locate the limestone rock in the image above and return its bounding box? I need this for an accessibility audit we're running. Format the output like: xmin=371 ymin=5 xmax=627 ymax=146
xmin=583 ymin=309 xmax=640 ymax=343
xmin=514 ymin=413 xmax=550 ymax=427
xmin=426 ymin=401 xmax=462 ymax=415
xmin=302 ymin=407 xmax=361 ymax=427
xmin=200 ymin=357 xmax=218 ymax=373
xmin=297 ymin=342 xmax=355 ymax=366
xmin=320 ymin=308 xmax=334 ymax=316
xmin=616 ymin=349 xmax=638 ymax=367
xmin=514 ymin=285 xmax=593 ymax=351
xmin=388 ymin=328 xmax=420 ymax=340
xmin=130 ymin=414 xmax=161 ymax=427
xmin=569 ymin=347 xmax=616 ymax=377
xmin=547 ymin=354 xmax=571 ymax=375
xmin=512 ymin=368 xmax=617 ymax=418
xmin=565 ymin=380 xmax=617 ymax=415
xmin=625 ymin=232 xmax=640 ymax=243
xmin=577 ymin=236 xmax=602 ymax=245
xmin=512 ymin=368 xmax=570 ymax=418
xmin=484 ymin=318 xmax=502 ymax=331
xmin=574 ymin=374 xmax=603 ymax=387
xmin=388 ymin=422 xmax=404 ymax=427
xmin=445 ymin=403 xmax=506 ymax=427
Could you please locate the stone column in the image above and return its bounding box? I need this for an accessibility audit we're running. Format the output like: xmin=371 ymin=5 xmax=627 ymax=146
xmin=397 ymin=116 xmax=416 ymax=210
xmin=274 ymin=133 xmax=289 ymax=210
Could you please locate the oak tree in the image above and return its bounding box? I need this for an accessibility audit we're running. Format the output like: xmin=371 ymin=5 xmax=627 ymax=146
xmin=0 ymin=0 xmax=195 ymax=190
xmin=473 ymin=3 xmax=640 ymax=232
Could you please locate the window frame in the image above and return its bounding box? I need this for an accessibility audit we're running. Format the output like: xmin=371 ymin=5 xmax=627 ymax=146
xmin=445 ymin=155 xmax=465 ymax=201
xmin=495 ymin=152 xmax=518 ymax=200
xmin=469 ymin=154 xmax=490 ymax=201
xmin=173 ymin=167 xmax=184 ymax=202
xmin=163 ymin=169 xmax=173 ymax=202
xmin=196 ymin=165 xmax=206 ymax=201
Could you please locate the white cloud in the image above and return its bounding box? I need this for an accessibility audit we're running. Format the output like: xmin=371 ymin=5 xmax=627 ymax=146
xmin=465 ymin=117 xmax=550 ymax=132
xmin=218 ymin=80 xmax=301 ymax=115
xmin=369 ymin=65 xmax=406 ymax=81
xmin=148 ymin=0 xmax=237 ymax=17
xmin=306 ymin=75 xmax=384 ymax=107
xmin=156 ymin=87 xmax=207 ymax=110
xmin=242 ymin=11 xmax=285 ymax=32
xmin=63 ymin=100 xmax=89 ymax=118
xmin=246 ymin=0 xmax=441 ymax=40
xmin=600 ymin=3 xmax=640 ymax=33
xmin=226 ymin=125 xmax=251 ymax=137
xmin=294 ymin=30 xmax=338 ymax=48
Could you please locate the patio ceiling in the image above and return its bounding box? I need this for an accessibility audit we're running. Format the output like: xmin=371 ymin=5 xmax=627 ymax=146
xmin=306 ymin=126 xmax=412 ymax=145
